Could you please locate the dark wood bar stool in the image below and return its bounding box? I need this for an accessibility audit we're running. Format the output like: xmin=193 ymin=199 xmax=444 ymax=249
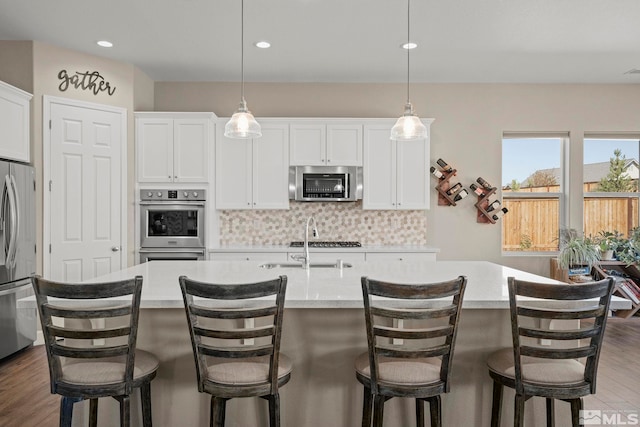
xmin=179 ymin=275 xmax=291 ymax=427
xmin=32 ymin=275 xmax=159 ymax=427
xmin=355 ymin=275 xmax=467 ymax=427
xmin=486 ymin=276 xmax=615 ymax=427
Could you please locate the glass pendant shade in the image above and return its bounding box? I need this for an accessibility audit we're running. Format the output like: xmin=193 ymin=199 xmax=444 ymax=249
xmin=390 ymin=103 xmax=427 ymax=141
xmin=224 ymin=99 xmax=262 ymax=139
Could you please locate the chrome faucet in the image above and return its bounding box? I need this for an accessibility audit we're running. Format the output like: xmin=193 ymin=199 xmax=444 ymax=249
xmin=291 ymin=216 xmax=320 ymax=269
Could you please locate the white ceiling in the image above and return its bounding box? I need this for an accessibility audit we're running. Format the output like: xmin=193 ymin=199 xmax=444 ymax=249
xmin=1 ymin=0 xmax=639 ymax=84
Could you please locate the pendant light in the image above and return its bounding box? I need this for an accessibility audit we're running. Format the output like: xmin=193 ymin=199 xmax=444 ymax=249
xmin=390 ymin=0 xmax=427 ymax=141
xmin=224 ymin=0 xmax=261 ymax=139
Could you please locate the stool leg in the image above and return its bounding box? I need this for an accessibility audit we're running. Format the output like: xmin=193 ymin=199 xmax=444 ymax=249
xmin=89 ymin=398 xmax=98 ymax=427
xmin=570 ymin=398 xmax=583 ymax=427
xmin=373 ymin=395 xmax=385 ymax=427
xmin=546 ymin=398 xmax=555 ymax=427
xmin=119 ymin=395 xmax=131 ymax=427
xmin=514 ymin=394 xmax=526 ymax=427
xmin=491 ymin=381 xmax=503 ymax=427
xmin=268 ymin=393 xmax=281 ymax=427
xmin=140 ymin=382 xmax=153 ymax=427
xmin=362 ymin=386 xmax=373 ymax=427
xmin=59 ymin=396 xmax=75 ymax=427
xmin=415 ymin=398 xmax=425 ymax=427
xmin=210 ymin=396 xmax=226 ymax=427
xmin=429 ymin=396 xmax=442 ymax=427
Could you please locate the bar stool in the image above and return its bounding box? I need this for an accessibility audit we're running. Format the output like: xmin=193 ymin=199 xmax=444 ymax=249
xmin=179 ymin=275 xmax=291 ymax=427
xmin=32 ymin=275 xmax=159 ymax=427
xmin=355 ymin=275 xmax=467 ymax=427
xmin=486 ymin=277 xmax=615 ymax=427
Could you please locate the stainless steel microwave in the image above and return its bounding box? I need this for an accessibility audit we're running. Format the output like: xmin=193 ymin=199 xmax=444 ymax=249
xmin=289 ymin=166 xmax=362 ymax=201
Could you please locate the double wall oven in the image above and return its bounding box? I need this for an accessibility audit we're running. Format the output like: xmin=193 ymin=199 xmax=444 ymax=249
xmin=138 ymin=189 xmax=206 ymax=262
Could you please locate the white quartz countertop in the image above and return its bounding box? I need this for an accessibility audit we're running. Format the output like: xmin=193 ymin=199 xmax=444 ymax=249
xmin=82 ymin=260 xmax=630 ymax=310
xmin=208 ymin=245 xmax=440 ymax=253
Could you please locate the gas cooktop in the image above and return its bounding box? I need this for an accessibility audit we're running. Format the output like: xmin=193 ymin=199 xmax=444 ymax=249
xmin=289 ymin=241 xmax=362 ymax=248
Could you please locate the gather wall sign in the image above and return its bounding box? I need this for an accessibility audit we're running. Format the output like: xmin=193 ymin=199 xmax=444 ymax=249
xmin=57 ymin=70 xmax=116 ymax=96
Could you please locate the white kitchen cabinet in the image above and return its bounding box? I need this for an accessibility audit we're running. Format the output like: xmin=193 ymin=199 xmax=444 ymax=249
xmin=135 ymin=112 xmax=214 ymax=183
xmin=0 ymin=80 xmax=32 ymax=163
xmin=216 ymin=121 xmax=289 ymax=210
xmin=363 ymin=121 xmax=432 ymax=210
xmin=290 ymin=122 xmax=362 ymax=166
xmin=210 ymin=252 xmax=288 ymax=262
xmin=365 ymin=252 xmax=436 ymax=262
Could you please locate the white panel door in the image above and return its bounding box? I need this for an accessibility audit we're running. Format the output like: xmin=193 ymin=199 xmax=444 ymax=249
xmin=253 ymin=123 xmax=289 ymax=209
xmin=396 ymin=138 xmax=429 ymax=210
xmin=49 ymin=102 xmax=123 ymax=281
xmin=363 ymin=125 xmax=397 ymax=210
xmin=173 ymin=118 xmax=210 ymax=182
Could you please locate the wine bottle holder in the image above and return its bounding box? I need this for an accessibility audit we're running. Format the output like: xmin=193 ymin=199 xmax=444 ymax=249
xmin=431 ymin=167 xmax=465 ymax=206
xmin=474 ymin=186 xmax=499 ymax=223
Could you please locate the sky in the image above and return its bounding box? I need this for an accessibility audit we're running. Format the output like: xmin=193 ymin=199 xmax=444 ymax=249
xmin=502 ymin=138 xmax=640 ymax=186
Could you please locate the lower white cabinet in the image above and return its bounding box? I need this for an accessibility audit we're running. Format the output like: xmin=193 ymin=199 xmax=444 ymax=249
xmin=365 ymin=252 xmax=437 ymax=262
xmin=0 ymin=80 xmax=31 ymax=163
xmin=209 ymin=252 xmax=288 ymax=262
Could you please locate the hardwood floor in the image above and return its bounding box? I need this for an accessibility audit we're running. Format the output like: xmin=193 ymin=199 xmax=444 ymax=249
xmin=1 ymin=317 xmax=639 ymax=426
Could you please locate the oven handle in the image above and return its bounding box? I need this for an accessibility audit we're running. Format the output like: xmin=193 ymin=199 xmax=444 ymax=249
xmin=138 ymin=248 xmax=206 ymax=255
xmin=139 ymin=201 xmax=205 ymax=206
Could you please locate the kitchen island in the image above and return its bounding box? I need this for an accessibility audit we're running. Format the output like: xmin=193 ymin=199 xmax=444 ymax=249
xmin=72 ymin=260 xmax=626 ymax=427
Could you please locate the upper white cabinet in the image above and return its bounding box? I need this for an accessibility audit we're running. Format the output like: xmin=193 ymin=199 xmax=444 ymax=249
xmin=363 ymin=120 xmax=433 ymax=210
xmin=0 ymin=81 xmax=32 ymax=163
xmin=290 ymin=122 xmax=363 ymax=166
xmin=216 ymin=121 xmax=289 ymax=210
xmin=135 ymin=112 xmax=215 ymax=183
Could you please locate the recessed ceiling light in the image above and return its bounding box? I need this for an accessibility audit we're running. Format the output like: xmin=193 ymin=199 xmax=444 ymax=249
xmin=402 ymin=42 xmax=417 ymax=50
xmin=97 ymin=40 xmax=113 ymax=48
xmin=255 ymin=41 xmax=271 ymax=49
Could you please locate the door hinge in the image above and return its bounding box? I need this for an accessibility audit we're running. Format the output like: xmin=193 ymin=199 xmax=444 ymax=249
xmin=49 ymin=244 xmax=52 ymax=253
xmin=49 ymin=180 xmax=52 ymax=191
xmin=49 ymin=120 xmax=52 ymax=129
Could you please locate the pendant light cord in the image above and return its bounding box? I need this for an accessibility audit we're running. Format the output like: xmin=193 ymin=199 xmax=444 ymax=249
xmin=406 ymin=0 xmax=410 ymax=104
xmin=241 ymin=0 xmax=245 ymax=103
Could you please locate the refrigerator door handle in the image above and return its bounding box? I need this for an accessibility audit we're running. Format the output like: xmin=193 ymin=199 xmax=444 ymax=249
xmin=1 ymin=175 xmax=10 ymax=265
xmin=7 ymin=175 xmax=20 ymax=269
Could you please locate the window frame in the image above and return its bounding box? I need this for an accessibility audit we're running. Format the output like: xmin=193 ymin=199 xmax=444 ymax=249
xmin=501 ymin=133 xmax=568 ymax=256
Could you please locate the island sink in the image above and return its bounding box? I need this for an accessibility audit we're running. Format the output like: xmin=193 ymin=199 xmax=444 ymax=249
xmin=258 ymin=261 xmax=352 ymax=269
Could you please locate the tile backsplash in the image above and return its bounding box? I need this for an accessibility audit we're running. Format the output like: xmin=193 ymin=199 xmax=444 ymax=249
xmin=218 ymin=201 xmax=427 ymax=245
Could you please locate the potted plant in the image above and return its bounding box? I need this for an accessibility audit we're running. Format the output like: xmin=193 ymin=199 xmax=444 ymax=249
xmin=595 ymin=230 xmax=624 ymax=261
xmin=557 ymin=228 xmax=601 ymax=282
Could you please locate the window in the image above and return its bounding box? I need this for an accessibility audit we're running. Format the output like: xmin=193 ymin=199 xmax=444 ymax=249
xmin=502 ymin=134 xmax=567 ymax=253
xmin=583 ymin=136 xmax=640 ymax=239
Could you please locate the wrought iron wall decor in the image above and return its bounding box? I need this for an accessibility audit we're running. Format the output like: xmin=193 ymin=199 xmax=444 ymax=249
xmin=57 ymin=70 xmax=116 ymax=96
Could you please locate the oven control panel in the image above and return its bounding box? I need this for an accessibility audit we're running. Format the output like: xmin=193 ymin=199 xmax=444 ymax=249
xmin=140 ymin=189 xmax=206 ymax=201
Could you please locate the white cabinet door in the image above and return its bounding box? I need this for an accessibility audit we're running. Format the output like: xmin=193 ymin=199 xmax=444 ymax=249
xmin=215 ymin=130 xmax=253 ymax=209
xmin=326 ymin=124 xmax=363 ymax=166
xmin=366 ymin=252 xmax=436 ymax=262
xmin=136 ymin=118 xmax=174 ymax=182
xmin=290 ymin=123 xmax=325 ymax=165
xmin=210 ymin=252 xmax=288 ymax=262
xmin=253 ymin=123 xmax=289 ymax=209
xmin=0 ymin=81 xmax=31 ymax=163
xmin=363 ymin=125 xmax=397 ymax=209
xmin=173 ymin=119 xmax=210 ymax=183
xmin=396 ymin=137 xmax=429 ymax=210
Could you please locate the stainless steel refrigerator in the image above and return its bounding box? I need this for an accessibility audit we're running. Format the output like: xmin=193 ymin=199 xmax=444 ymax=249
xmin=0 ymin=159 xmax=36 ymax=360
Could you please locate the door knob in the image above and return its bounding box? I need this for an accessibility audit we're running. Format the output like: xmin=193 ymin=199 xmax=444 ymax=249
xmin=111 ymin=246 xmax=121 ymax=252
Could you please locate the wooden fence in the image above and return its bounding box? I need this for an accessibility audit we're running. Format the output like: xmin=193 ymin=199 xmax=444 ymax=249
xmin=502 ymin=197 xmax=639 ymax=252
